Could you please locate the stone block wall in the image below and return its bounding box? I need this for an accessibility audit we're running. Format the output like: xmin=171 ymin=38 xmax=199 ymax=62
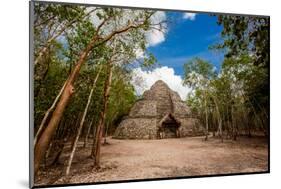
xmin=113 ymin=118 xmax=158 ymax=139
xmin=173 ymin=101 xmax=191 ymax=116
xmin=129 ymin=100 xmax=157 ymax=117
xmin=179 ymin=118 xmax=205 ymax=137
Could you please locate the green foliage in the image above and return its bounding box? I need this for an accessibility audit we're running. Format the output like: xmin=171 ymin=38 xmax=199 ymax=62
xmin=213 ymin=15 xmax=269 ymax=67
xmin=185 ymin=15 xmax=270 ymax=137
xmin=184 ymin=54 xmax=269 ymax=137
xmin=184 ymin=58 xmax=215 ymax=79
xmin=214 ymin=14 xmax=269 ymax=123
xmin=183 ymin=57 xmax=216 ymax=89
xmin=142 ymin=52 xmax=157 ymax=68
xmin=33 ymin=3 xmax=165 ymax=141
xmin=184 ymin=55 xmax=268 ymax=137
xmin=106 ymin=67 xmax=137 ymax=133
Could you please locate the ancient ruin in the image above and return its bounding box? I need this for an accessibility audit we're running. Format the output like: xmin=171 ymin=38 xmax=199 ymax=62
xmin=114 ymin=80 xmax=204 ymax=139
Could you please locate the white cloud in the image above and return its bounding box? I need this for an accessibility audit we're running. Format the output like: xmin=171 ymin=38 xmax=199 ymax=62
xmin=87 ymin=9 xmax=167 ymax=57
xmin=145 ymin=11 xmax=167 ymax=47
xmin=183 ymin=12 xmax=197 ymax=20
xmin=87 ymin=9 xmax=167 ymax=47
xmin=146 ymin=29 xmax=165 ymax=46
xmin=131 ymin=66 xmax=191 ymax=100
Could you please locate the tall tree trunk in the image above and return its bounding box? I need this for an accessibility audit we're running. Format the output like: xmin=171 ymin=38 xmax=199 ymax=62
xmin=241 ymin=92 xmax=260 ymax=137
xmin=84 ymin=119 xmax=93 ymax=148
xmin=82 ymin=65 xmax=103 ymax=150
xmin=212 ymin=96 xmax=223 ymax=142
xmin=34 ymin=41 xmax=94 ymax=174
xmin=220 ymin=108 xmax=225 ymax=133
xmin=93 ymin=63 xmax=113 ymax=167
xmin=34 ymin=81 xmax=67 ymax=146
xmin=204 ymin=91 xmax=209 ymax=141
xmin=103 ymin=112 xmax=117 ymax=145
xmin=90 ymin=122 xmax=98 ymax=158
xmin=44 ymin=116 xmax=66 ymax=166
xmin=248 ymin=123 xmax=252 ymax=137
xmin=70 ymin=113 xmax=83 ymax=150
xmin=34 ymin=20 xmax=150 ymax=174
xmin=231 ymin=105 xmax=237 ymax=141
xmin=103 ymin=122 xmax=109 ymax=145
xmin=34 ymin=18 xmax=109 ymax=173
xmin=259 ymin=113 xmax=267 ymax=136
xmin=65 ymin=67 xmax=102 ymax=175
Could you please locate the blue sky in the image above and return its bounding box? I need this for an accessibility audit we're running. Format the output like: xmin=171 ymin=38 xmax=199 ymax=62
xmin=147 ymin=12 xmax=224 ymax=76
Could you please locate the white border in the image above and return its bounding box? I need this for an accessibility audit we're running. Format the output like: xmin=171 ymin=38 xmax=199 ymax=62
xmin=0 ymin=0 xmax=280 ymax=189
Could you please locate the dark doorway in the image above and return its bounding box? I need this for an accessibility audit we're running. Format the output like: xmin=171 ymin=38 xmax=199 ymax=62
xmin=163 ymin=123 xmax=178 ymax=138
xmin=160 ymin=114 xmax=180 ymax=138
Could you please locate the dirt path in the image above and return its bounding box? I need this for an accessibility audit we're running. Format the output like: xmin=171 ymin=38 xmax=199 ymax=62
xmin=35 ymin=136 xmax=268 ymax=186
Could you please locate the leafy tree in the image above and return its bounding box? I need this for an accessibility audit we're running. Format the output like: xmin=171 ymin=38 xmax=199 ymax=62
xmin=34 ymin=3 xmax=165 ymax=174
xmin=183 ymin=58 xmax=216 ymax=140
xmin=213 ymin=15 xmax=269 ymax=123
xmin=213 ymin=15 xmax=269 ymax=67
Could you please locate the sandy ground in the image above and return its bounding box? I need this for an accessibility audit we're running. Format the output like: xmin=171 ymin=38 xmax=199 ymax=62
xmin=35 ymin=136 xmax=268 ymax=186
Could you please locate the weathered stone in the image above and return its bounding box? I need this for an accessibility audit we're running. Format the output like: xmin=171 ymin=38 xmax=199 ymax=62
xmin=113 ymin=80 xmax=204 ymax=139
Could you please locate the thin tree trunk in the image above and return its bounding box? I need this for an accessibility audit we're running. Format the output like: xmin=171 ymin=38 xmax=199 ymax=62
xmin=93 ymin=63 xmax=113 ymax=167
xmin=65 ymin=67 xmax=102 ymax=175
xmin=248 ymin=123 xmax=252 ymax=137
xmin=218 ymin=119 xmax=223 ymax=142
xmin=34 ymin=20 xmax=151 ymax=174
xmin=34 ymin=32 xmax=99 ymax=174
xmin=34 ymin=74 xmax=77 ymax=174
xmin=204 ymin=91 xmax=209 ymax=141
xmin=50 ymin=126 xmax=71 ymax=167
xmin=34 ymin=81 xmax=67 ymax=146
xmin=231 ymin=105 xmax=237 ymax=141
xmin=90 ymin=122 xmax=98 ymax=158
xmin=258 ymin=113 xmax=267 ymax=136
xmin=241 ymin=92 xmax=262 ymax=137
xmin=242 ymin=107 xmax=248 ymax=135
xmin=82 ymin=65 xmax=103 ymax=151
xmin=219 ymin=106 xmax=223 ymax=139
xmin=65 ymin=119 xmax=83 ymax=175
xmin=34 ymin=19 xmax=108 ymax=173
xmin=252 ymin=96 xmax=268 ymax=119
xmin=70 ymin=113 xmax=83 ymax=150
xmin=103 ymin=112 xmax=117 ymax=145
xmin=212 ymin=96 xmax=223 ymax=142
xmin=84 ymin=119 xmax=93 ymax=148
xmin=103 ymin=122 xmax=109 ymax=145
xmin=50 ymin=143 xmax=64 ymax=166
xmin=226 ymin=105 xmax=230 ymax=137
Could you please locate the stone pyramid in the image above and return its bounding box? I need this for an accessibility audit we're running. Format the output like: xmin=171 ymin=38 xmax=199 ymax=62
xmin=113 ymin=80 xmax=204 ymax=139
